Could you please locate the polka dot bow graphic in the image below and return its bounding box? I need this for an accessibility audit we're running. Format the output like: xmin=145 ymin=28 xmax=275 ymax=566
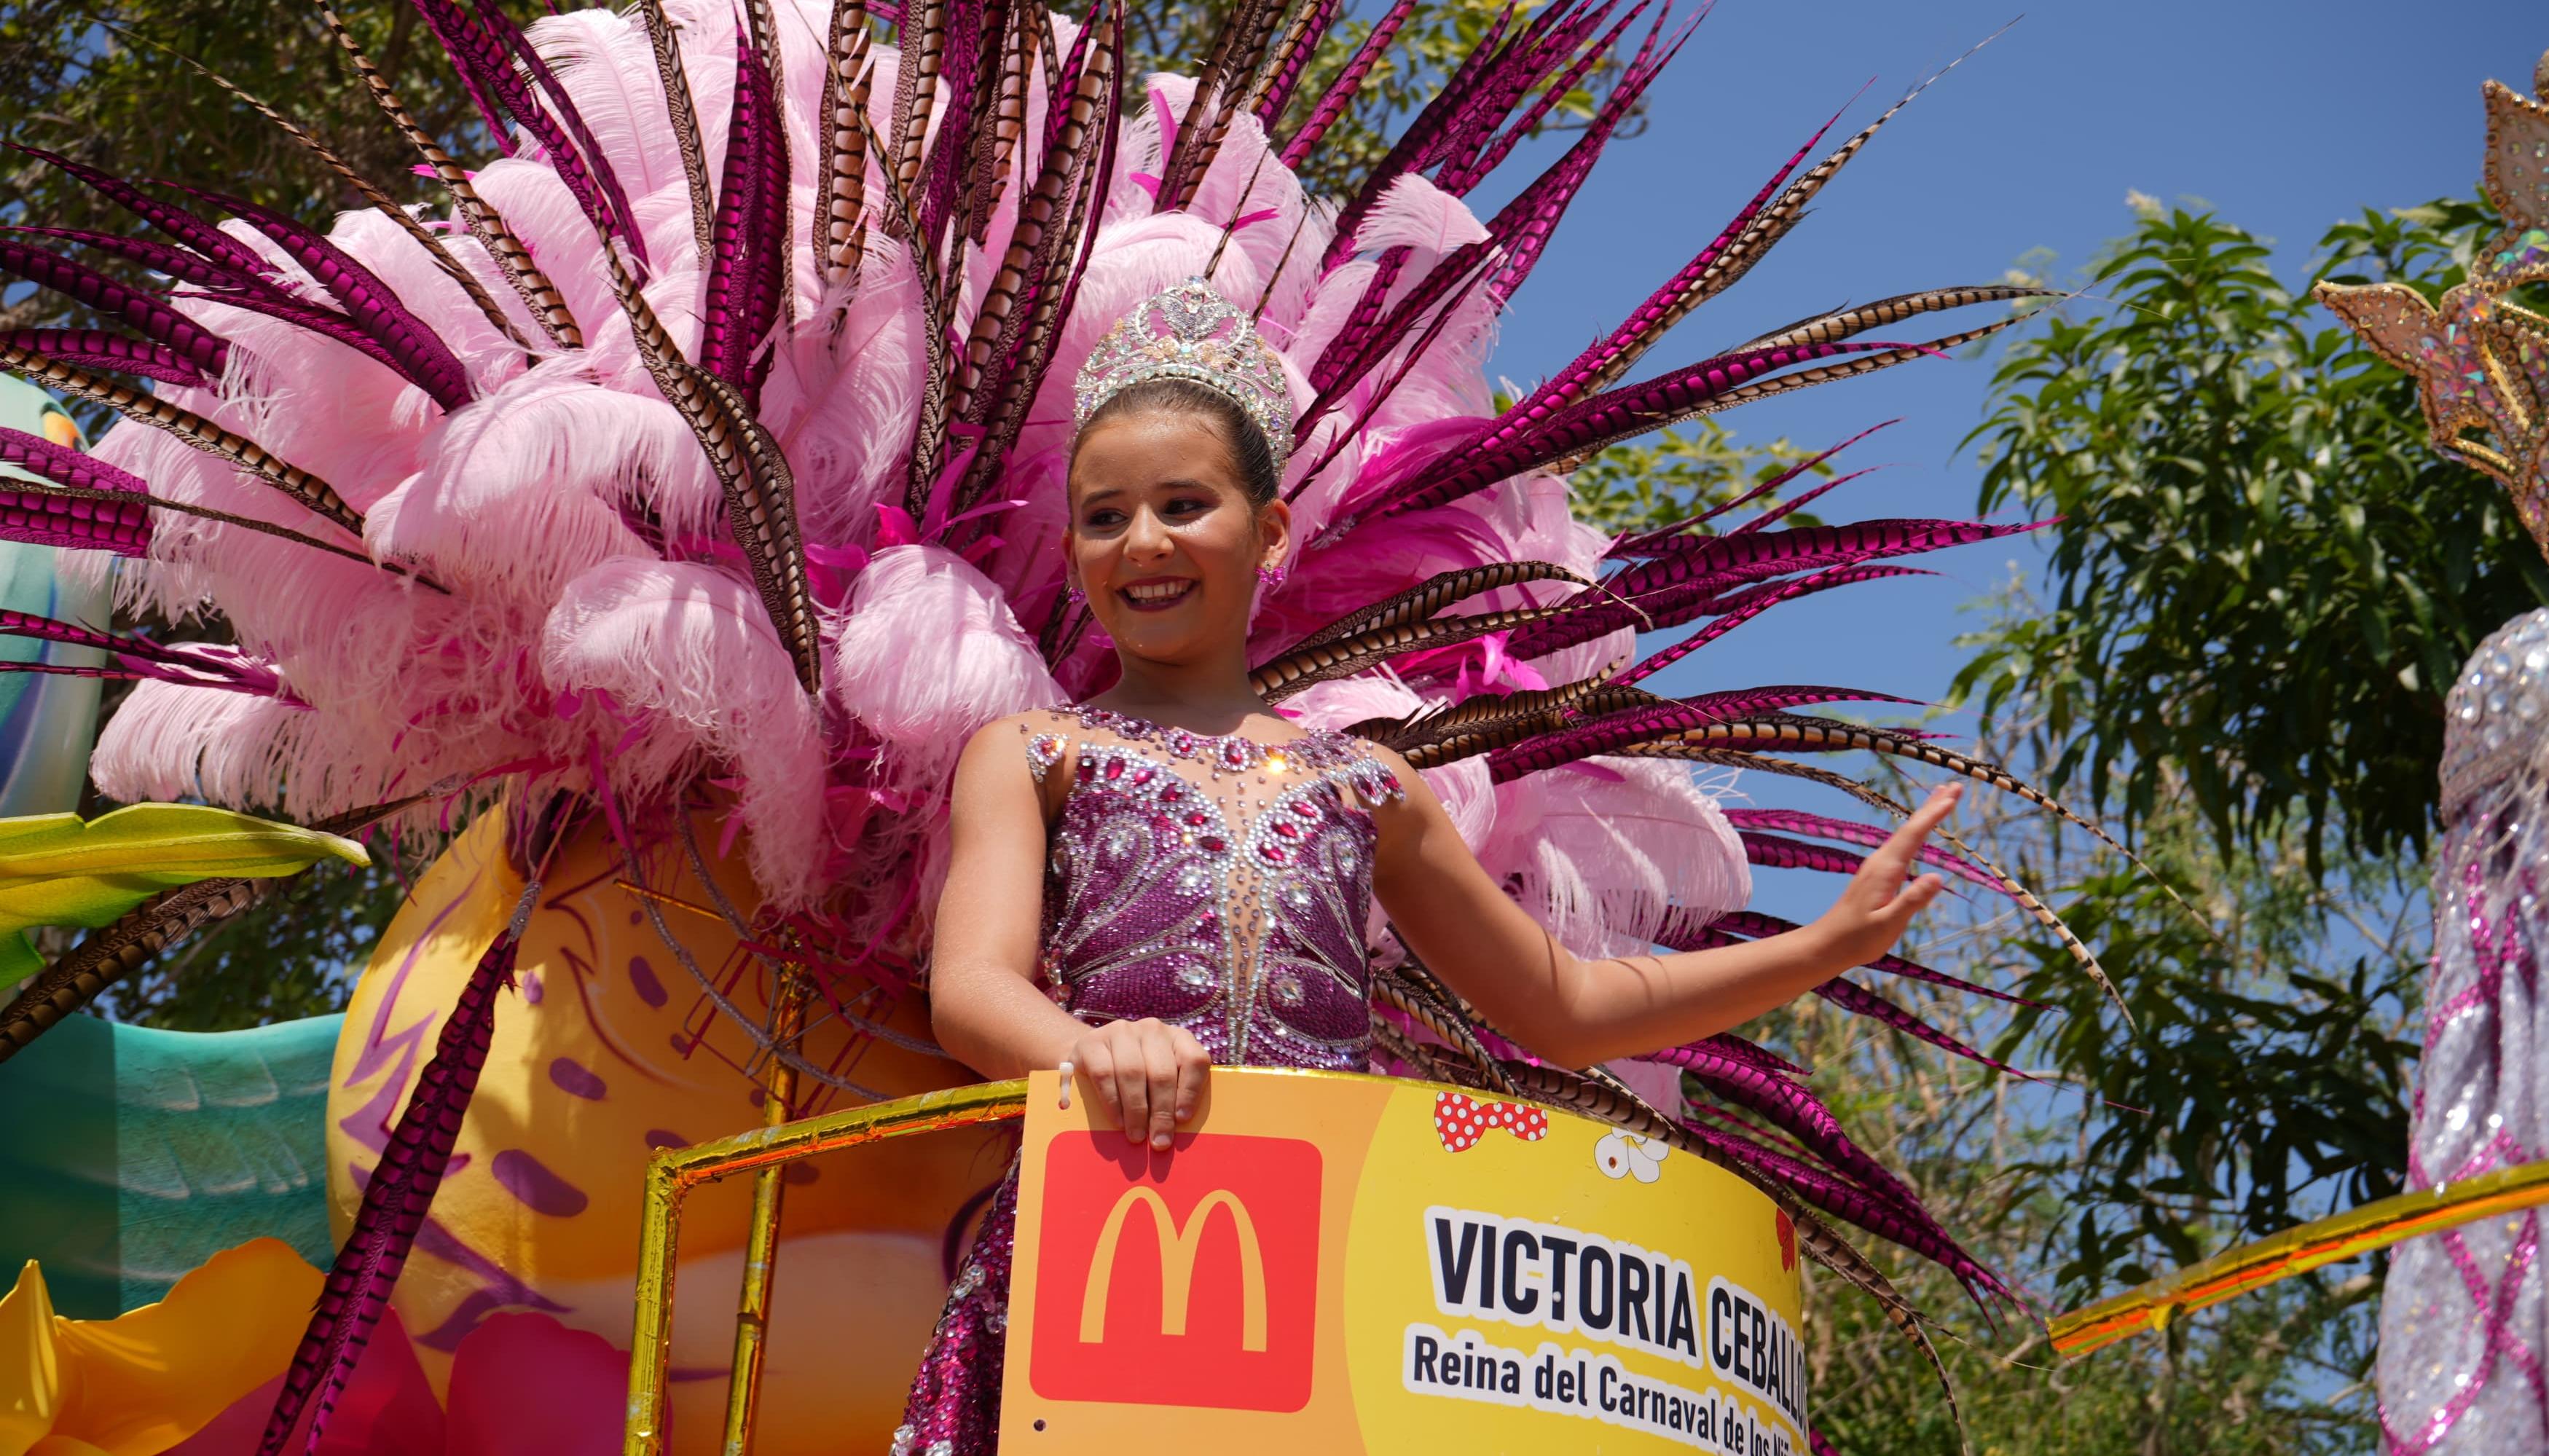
xmin=1433 ymin=1092 xmax=1550 ymax=1152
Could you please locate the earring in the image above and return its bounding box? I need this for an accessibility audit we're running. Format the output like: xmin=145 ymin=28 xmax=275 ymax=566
xmin=1256 ymin=563 xmax=1285 ymax=590
xmin=1065 ymin=581 xmax=1086 ymax=607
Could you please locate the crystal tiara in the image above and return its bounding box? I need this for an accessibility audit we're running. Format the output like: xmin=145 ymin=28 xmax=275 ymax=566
xmin=1072 ymin=277 xmax=1296 ymax=470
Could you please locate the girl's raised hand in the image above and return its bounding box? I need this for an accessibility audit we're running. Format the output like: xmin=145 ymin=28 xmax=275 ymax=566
xmin=1807 ymin=782 xmax=1963 ymax=972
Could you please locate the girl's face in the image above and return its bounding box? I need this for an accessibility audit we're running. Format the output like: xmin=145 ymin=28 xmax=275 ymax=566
xmin=1064 ymin=409 xmax=1290 ymax=669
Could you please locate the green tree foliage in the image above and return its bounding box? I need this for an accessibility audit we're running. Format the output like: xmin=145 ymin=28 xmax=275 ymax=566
xmin=1957 ymin=200 xmax=2549 ymax=870
xmin=0 ymin=0 xmax=484 ymax=334
xmin=1789 ymin=671 xmax=2411 ymax=1453
xmin=89 ymin=852 xmax=414 ymax=1030
xmin=1566 ymin=418 xmax=1834 ymax=538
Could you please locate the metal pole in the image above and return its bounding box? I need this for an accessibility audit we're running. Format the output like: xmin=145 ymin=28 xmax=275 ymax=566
xmin=720 ymin=971 xmax=809 ymax=1455
xmin=625 ymin=1154 xmax=689 ymax=1456
xmin=621 ymin=1079 xmax=1030 ymax=1456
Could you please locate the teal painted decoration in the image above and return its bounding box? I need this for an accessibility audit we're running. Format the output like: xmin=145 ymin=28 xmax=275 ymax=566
xmin=0 ymin=1012 xmax=342 ymax=1317
xmin=0 ymin=375 xmax=108 ymax=818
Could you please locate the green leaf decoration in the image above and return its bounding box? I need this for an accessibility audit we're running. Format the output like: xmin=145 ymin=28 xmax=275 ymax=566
xmin=0 ymin=806 xmax=368 ymax=989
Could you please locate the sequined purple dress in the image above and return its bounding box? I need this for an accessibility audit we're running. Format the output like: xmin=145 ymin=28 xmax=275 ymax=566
xmin=891 ymin=708 xmax=1402 ymax=1456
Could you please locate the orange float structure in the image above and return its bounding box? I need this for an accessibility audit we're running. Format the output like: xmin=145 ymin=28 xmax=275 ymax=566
xmin=329 ymin=814 xmax=1002 ymax=1453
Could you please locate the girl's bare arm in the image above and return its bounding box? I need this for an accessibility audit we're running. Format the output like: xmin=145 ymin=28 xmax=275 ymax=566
xmin=925 ymin=720 xmax=1209 ymax=1152
xmin=1370 ymin=753 xmax=1957 ymax=1067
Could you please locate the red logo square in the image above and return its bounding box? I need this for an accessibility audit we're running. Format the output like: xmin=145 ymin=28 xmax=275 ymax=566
xmin=1027 ymin=1131 xmax=1321 ymax=1412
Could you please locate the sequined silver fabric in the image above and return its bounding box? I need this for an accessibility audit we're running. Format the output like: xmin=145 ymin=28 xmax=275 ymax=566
xmin=2381 ymin=607 xmax=2549 ymax=1455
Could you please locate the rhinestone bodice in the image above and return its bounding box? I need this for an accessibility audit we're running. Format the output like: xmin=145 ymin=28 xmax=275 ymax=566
xmin=1022 ymin=707 xmax=1403 ymax=1069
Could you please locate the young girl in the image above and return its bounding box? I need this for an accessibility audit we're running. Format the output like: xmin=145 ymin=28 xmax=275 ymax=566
xmin=892 ymin=280 xmax=1960 ymax=1454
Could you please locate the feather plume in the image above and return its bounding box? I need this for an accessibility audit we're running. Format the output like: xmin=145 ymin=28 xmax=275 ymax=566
xmin=0 ymin=238 xmax=234 ymax=382
xmin=1278 ymin=0 xmax=1415 ymax=167
xmin=1285 ymin=559 xmax=1586 ymax=655
xmin=831 ymin=543 xmax=1059 ymax=770
xmin=153 ymin=44 xmax=533 ymax=355
xmin=635 ymin=0 xmax=720 ymax=257
xmin=1252 ymin=602 xmax=1581 ymax=701
xmin=884 ymin=0 xmax=948 ymax=237
xmin=542 ymin=560 xmax=829 ymax=905
xmin=818 ymin=0 xmax=876 ymax=278
xmin=257 ymin=885 xmax=538 ymax=1456
xmin=0 ymin=342 xmax=364 ymax=535
xmin=314 ymin=0 xmax=583 ymax=349
xmin=1247 ymin=0 xmax=1342 ymax=127
xmin=1478 ymin=755 xmax=1746 ymax=955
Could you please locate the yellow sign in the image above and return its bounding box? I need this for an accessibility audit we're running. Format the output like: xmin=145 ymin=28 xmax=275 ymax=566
xmin=1002 ymin=1067 xmax=1808 ymax=1453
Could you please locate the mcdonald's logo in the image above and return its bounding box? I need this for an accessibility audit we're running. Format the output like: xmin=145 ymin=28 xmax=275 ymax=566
xmin=1029 ymin=1132 xmax=1321 ymax=1412
xmin=1080 ymin=1188 xmax=1268 ymax=1350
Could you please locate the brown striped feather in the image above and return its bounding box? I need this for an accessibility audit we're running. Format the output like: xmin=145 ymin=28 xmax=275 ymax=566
xmin=584 ymin=227 xmax=824 ymax=693
xmin=1250 ymin=603 xmax=1581 ymax=701
xmin=953 ymin=12 xmax=1118 ymax=505
xmin=1396 ymin=685 xmax=1667 ymax=769
xmin=0 ymin=878 xmax=268 ymax=1066
xmin=884 ymin=0 xmax=949 ymax=237
xmin=1735 ymin=284 xmax=2054 ymax=357
xmin=0 ymin=796 xmax=430 ymax=1066
xmin=820 ymin=0 xmax=876 ymax=283
xmin=1370 ymin=1014 xmax=1488 ymax=1089
xmin=1151 ymin=0 xmax=1276 ymax=211
xmin=1371 ymin=974 xmax=1517 ymax=1093
xmin=847 ymin=104 xmax=958 ymax=516
xmin=951 ymin=10 xmax=1103 ymax=416
xmin=1287 ymin=560 xmax=1591 ymax=653
xmin=1242 ymin=0 xmax=1330 ymax=122
xmin=1650 ymin=737 xmax=2130 ymax=1020
xmin=0 ymin=343 xmax=364 ymax=534
xmin=1645 ymin=716 xmax=2208 ymax=947
xmin=1488 ymin=1055 xmax=1968 ymax=1438
xmin=1355 ymin=664 xmax=1631 ymax=755
xmin=1168 ymin=0 xmax=1288 ymax=211
xmin=314 ymin=0 xmax=581 ymax=350
xmin=635 ymin=0 xmax=717 ymax=259
xmin=1501 ymin=1060 xmax=1966 ymax=1447
xmin=970 ymin=1 xmax=1035 ymax=245
xmin=165 ymin=51 xmax=533 ymax=354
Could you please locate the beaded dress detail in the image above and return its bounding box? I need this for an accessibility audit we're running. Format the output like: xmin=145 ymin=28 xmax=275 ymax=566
xmin=893 ymin=709 xmax=1402 ymax=1456
xmin=2379 ymin=610 xmax=2549 ymax=1456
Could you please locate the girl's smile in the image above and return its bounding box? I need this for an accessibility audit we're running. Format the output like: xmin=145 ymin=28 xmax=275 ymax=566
xmin=1118 ymin=576 xmax=1199 ymax=610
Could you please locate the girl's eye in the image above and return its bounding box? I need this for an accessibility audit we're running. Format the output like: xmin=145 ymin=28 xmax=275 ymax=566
xmin=1083 ymin=508 xmax=1125 ymax=529
xmin=1165 ymin=496 xmax=1212 ymax=519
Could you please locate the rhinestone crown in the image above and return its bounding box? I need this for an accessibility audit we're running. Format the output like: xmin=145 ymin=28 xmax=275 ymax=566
xmin=1072 ymin=278 xmax=1295 ymax=469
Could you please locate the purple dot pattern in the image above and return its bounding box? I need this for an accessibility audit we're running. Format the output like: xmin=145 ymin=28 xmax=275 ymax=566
xmin=546 ymin=1056 xmax=606 ymax=1101
xmin=627 ymin=954 xmax=667 ymax=1008
xmin=490 ymin=1148 xmax=589 ymax=1218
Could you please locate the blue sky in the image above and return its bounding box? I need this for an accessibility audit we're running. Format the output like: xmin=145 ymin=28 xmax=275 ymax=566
xmin=1467 ymin=0 xmax=2542 ymax=918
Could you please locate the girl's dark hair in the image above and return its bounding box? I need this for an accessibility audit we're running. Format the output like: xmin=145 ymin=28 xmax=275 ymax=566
xmin=1075 ymin=376 xmax=1281 ymax=508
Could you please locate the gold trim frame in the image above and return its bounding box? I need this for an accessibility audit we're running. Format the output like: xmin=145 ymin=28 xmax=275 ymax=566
xmin=2050 ymin=1157 xmax=2549 ymax=1357
xmin=621 ymin=1079 xmax=1030 ymax=1455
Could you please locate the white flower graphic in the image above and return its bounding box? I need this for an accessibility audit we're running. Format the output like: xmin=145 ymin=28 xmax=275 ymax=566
xmin=1594 ymin=1130 xmax=1668 ymax=1184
